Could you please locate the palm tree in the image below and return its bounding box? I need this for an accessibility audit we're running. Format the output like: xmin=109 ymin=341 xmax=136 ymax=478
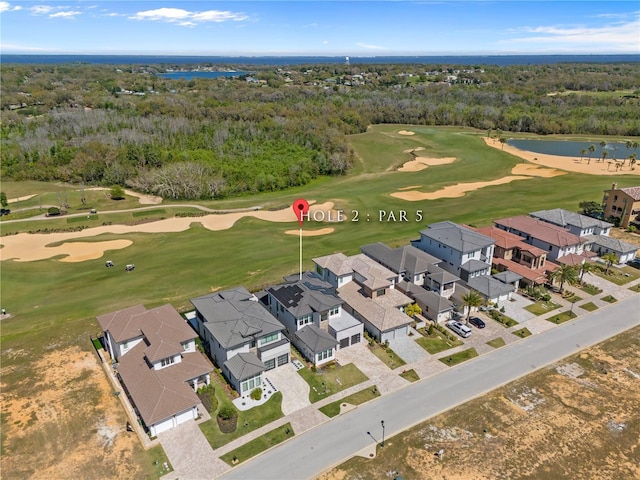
xmin=600 ymin=141 xmax=607 ymax=161
xmin=587 ymin=144 xmax=595 ymax=164
xmin=548 ymin=264 xmax=579 ymax=294
xmin=579 ymin=262 xmax=595 ymax=283
xmin=499 ymin=137 xmax=506 ymax=149
xmin=601 ymin=150 xmax=609 ymax=163
xmin=580 ymin=148 xmax=587 ymax=162
xmin=462 ymin=290 xmax=484 ymax=325
xmin=630 ymin=153 xmax=637 ymax=170
xmin=602 ymin=252 xmax=618 ymax=274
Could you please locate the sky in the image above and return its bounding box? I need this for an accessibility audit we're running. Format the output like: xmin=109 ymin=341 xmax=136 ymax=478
xmin=0 ymin=1 xmax=639 ymax=55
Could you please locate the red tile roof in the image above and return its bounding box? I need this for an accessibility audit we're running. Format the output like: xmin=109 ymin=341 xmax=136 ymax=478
xmin=618 ymin=186 xmax=640 ymax=201
xmin=475 ymin=226 xmax=546 ymax=256
xmin=493 ymin=216 xmax=584 ymax=248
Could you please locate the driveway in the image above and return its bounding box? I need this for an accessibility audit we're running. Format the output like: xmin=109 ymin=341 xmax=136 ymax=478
xmin=388 ymin=327 xmax=428 ymax=363
xmin=336 ymin=343 xmax=408 ymax=394
xmin=265 ymin=363 xmax=311 ymax=416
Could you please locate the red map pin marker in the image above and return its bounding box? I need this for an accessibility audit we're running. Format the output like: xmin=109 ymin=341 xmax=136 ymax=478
xmin=292 ymin=198 xmax=309 ymax=227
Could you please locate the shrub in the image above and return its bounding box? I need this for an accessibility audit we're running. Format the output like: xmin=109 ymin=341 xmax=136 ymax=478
xmin=218 ymin=405 xmax=235 ymax=420
xmin=250 ymin=388 xmax=262 ymax=401
xmin=47 ymin=206 xmax=60 ymax=216
xmin=110 ymin=185 xmax=125 ymax=200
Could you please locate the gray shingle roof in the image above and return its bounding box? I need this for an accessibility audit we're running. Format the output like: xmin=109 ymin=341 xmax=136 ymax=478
xmin=492 ymin=270 xmax=522 ymax=285
xmin=461 ymin=259 xmax=491 ymax=273
xmin=191 ymin=287 xmax=284 ymax=350
xmin=338 ymin=282 xmax=412 ymax=332
xmin=584 ymin=235 xmax=639 ymax=255
xmin=530 ymin=208 xmax=612 ymax=231
xmin=467 ymin=276 xmax=515 ymax=298
xmin=268 ymin=272 xmax=342 ymax=317
xmin=398 ymin=281 xmax=454 ymax=314
xmin=224 ymin=352 xmax=265 ymax=381
xmin=360 ymin=243 xmax=440 ymax=276
xmin=419 ymin=221 xmax=495 ymax=253
xmin=294 ymin=324 xmax=338 ymax=354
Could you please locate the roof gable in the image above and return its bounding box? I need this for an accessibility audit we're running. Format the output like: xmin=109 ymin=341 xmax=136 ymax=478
xmin=419 ymin=221 xmax=495 ymax=253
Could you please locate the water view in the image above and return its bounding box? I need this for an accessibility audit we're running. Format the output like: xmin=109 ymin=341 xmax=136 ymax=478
xmin=508 ymin=139 xmax=633 ymax=159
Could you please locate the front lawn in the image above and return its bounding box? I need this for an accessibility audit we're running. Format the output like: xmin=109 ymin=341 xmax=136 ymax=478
xmin=524 ymin=301 xmax=561 ymax=316
xmin=488 ymin=310 xmax=519 ymax=327
xmin=561 ymin=292 xmax=582 ymax=303
xmin=486 ymin=337 xmax=506 ymax=349
xmin=592 ymin=266 xmax=640 ymax=286
xmin=415 ymin=326 xmax=462 ymax=354
xmin=220 ymin=423 xmax=294 ymax=466
xmin=368 ymin=343 xmax=406 ymax=369
xmin=399 ymin=369 xmax=420 ymax=382
xmin=629 ymin=284 xmax=640 ymax=293
xmin=579 ymin=302 xmax=598 ymax=312
xmin=298 ymin=363 xmax=368 ymax=403
xmin=199 ymin=392 xmax=283 ymax=449
xmin=318 ymin=386 xmax=381 ymax=418
xmin=547 ymin=311 xmax=578 ymax=324
xmin=601 ymin=295 xmax=618 ymax=303
xmin=439 ymin=348 xmax=479 ymax=366
xmin=512 ymin=327 xmax=532 ymax=338
xmin=580 ymin=283 xmax=603 ymax=295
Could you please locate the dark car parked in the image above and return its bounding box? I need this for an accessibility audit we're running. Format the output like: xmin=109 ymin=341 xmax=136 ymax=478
xmin=468 ymin=316 xmax=486 ymax=329
xmin=628 ymin=258 xmax=640 ymax=270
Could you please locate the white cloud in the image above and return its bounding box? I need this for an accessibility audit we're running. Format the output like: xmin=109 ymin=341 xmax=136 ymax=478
xmin=30 ymin=5 xmax=55 ymax=15
xmin=0 ymin=1 xmax=22 ymax=12
xmin=129 ymin=7 xmax=247 ymax=26
xmin=323 ymin=40 xmax=329 ymax=45
xmin=49 ymin=10 xmax=81 ymax=18
xmin=356 ymin=42 xmax=385 ymax=50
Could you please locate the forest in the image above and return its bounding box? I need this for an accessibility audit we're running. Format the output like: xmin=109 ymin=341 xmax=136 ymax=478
xmin=1 ymin=61 xmax=639 ymax=199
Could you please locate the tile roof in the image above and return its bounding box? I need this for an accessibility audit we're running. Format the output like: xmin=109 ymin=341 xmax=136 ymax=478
xmin=268 ymin=272 xmax=342 ymax=318
xmin=223 ymin=352 xmax=265 ymax=381
xmin=397 ymin=281 xmax=454 ymax=313
xmin=492 ymin=257 xmax=555 ymax=284
xmin=492 ymin=270 xmax=522 ymax=284
xmin=294 ymin=324 xmax=338 ymax=354
xmin=191 ymin=287 xmax=284 ymax=350
xmin=97 ymin=304 xmax=148 ymax=343
xmin=617 ymin=186 xmax=640 ymax=201
xmin=475 ymin=226 xmax=547 ymax=256
xmin=338 ymin=282 xmax=412 ymax=332
xmin=494 ymin=215 xmax=584 ymax=248
xmin=461 ymin=259 xmax=491 ymax=273
xmin=530 ymin=208 xmax=612 ymax=231
xmin=584 ymin=235 xmax=639 ymax=255
xmin=360 ymin=243 xmax=441 ymax=276
xmin=314 ymin=253 xmax=397 ymax=291
xmin=467 ymin=276 xmax=516 ymax=298
xmin=418 ymin=221 xmax=495 ymax=253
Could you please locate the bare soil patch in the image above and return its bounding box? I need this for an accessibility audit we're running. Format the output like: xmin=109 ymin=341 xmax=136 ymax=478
xmin=0 ymin=346 xmax=147 ymax=479
xmin=319 ymin=328 xmax=640 ymax=480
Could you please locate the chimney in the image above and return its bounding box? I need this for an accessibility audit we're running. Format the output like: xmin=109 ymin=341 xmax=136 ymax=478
xmin=612 ymin=182 xmax=617 ymax=190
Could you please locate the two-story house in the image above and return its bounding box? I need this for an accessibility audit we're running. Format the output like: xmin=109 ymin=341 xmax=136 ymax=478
xmin=314 ymin=253 xmax=413 ymax=342
xmin=191 ymin=287 xmax=290 ymax=395
xmin=602 ymin=183 xmax=640 ymax=228
xmin=97 ymin=304 xmax=211 ymax=437
xmin=530 ymin=208 xmax=613 ymax=237
xmin=475 ymin=226 xmax=557 ymax=286
xmin=360 ymin=242 xmax=459 ymax=298
xmin=411 ymin=221 xmax=495 ymax=282
xmin=267 ymin=272 xmax=362 ymax=366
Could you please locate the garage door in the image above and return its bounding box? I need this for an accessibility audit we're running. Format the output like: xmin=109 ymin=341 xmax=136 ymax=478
xmin=277 ymin=353 xmax=289 ymax=366
xmin=350 ymin=333 xmax=361 ymax=344
xmin=339 ymin=338 xmax=350 ymax=349
xmin=264 ymin=358 xmax=276 ymax=370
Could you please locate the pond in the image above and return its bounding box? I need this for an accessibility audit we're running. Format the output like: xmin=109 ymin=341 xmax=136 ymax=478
xmin=507 ymin=139 xmax=633 ymax=159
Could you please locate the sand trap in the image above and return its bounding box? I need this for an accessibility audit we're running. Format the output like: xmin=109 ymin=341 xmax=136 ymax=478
xmin=284 ymin=228 xmax=335 ymax=236
xmin=398 ymin=157 xmax=457 ymax=172
xmin=392 ymin=176 xmax=530 ymax=201
xmin=511 ymin=163 xmax=565 ymax=177
xmin=59 ymin=240 xmax=133 ymax=262
xmin=483 ymin=137 xmax=639 ymax=176
xmin=398 ymin=130 xmax=415 ymax=136
xmin=7 ymin=194 xmax=37 ymax=204
xmin=398 ymin=185 xmax=422 ymax=191
xmin=0 ymin=202 xmax=337 ymax=262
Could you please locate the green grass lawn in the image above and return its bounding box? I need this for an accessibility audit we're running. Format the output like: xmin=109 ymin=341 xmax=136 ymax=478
xmin=439 ymin=348 xmax=479 ymax=366
xmin=561 ymin=292 xmax=582 ymax=303
xmin=593 ymin=266 xmax=640 ymax=286
xmin=400 ymin=368 xmax=420 ymax=382
xmin=629 ymin=284 xmax=640 ymax=293
xmin=487 ymin=310 xmax=519 ymax=327
xmin=601 ymin=295 xmax=618 ymax=303
xmin=512 ymin=327 xmax=532 ymax=338
xmin=199 ymin=392 xmax=284 ymax=450
xmin=220 ymin=423 xmax=294 ymax=466
xmin=524 ymin=301 xmax=561 ymax=316
xmin=298 ymin=363 xmax=368 ymax=403
xmin=486 ymin=337 xmax=506 ymax=348
xmin=547 ymin=311 xmax=578 ymax=324
xmin=368 ymin=343 xmax=406 ymax=369
xmin=415 ymin=327 xmax=463 ymax=354
xmin=318 ymin=386 xmax=381 ymax=418
xmin=580 ymin=283 xmax=603 ymax=295
xmin=579 ymin=302 xmax=599 ymax=312
xmin=3 ymin=127 xmax=637 ymax=475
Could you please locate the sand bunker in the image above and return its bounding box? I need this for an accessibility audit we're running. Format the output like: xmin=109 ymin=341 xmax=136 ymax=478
xmin=7 ymin=194 xmax=37 ymax=204
xmin=511 ymin=163 xmax=565 ymax=178
xmin=483 ymin=137 xmax=639 ymax=176
xmin=284 ymin=228 xmax=335 ymax=237
xmin=398 ymin=157 xmax=457 ymax=172
xmin=0 ymin=202 xmax=337 ymax=262
xmin=398 ymin=130 xmax=415 ymax=136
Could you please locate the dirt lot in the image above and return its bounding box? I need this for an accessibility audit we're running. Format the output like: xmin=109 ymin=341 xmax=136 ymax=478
xmin=318 ymin=327 xmax=640 ymax=480
xmin=0 ymin=344 xmax=166 ymax=479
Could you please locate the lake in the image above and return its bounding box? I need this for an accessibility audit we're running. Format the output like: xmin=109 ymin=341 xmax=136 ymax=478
xmin=157 ymin=71 xmax=248 ymax=80
xmin=507 ymin=139 xmax=633 ymax=159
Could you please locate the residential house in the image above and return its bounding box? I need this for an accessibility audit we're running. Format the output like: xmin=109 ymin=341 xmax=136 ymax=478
xmin=530 ymin=208 xmax=613 ymax=237
xmin=602 ymin=183 xmax=640 ymax=228
xmin=493 ymin=215 xmax=587 ymax=263
xmin=97 ymin=304 xmax=211 ymax=437
xmin=360 ymin=242 xmax=459 ymax=298
xmin=411 ymin=221 xmax=495 ymax=282
xmin=583 ymin=235 xmax=638 ymax=264
xmin=475 ymin=226 xmax=556 ymax=286
xmin=267 ymin=272 xmax=361 ymax=366
xmin=397 ymin=280 xmax=455 ymax=323
xmin=191 ymin=287 xmax=290 ymax=395
xmin=314 ymin=253 xmax=413 ymax=342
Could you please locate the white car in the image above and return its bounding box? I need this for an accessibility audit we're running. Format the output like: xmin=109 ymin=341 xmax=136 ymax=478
xmin=446 ymin=320 xmax=472 ymax=338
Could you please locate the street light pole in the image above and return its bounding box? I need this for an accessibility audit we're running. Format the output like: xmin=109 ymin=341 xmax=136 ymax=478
xmin=381 ymin=420 xmax=385 ymax=447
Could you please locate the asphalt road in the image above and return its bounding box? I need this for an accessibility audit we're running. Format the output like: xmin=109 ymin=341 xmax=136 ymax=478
xmin=220 ymin=295 xmax=639 ymax=480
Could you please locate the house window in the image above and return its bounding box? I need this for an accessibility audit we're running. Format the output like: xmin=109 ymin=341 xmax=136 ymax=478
xmin=260 ymin=333 xmax=278 ymax=345
xmin=548 ymin=245 xmax=553 ymax=251
xmin=241 ymin=373 xmax=262 ymax=393
xmin=122 ymin=341 xmax=129 ymax=350
xmin=320 ymin=312 xmax=328 ymax=321
xmin=376 ymin=288 xmax=386 ymax=297
xmin=183 ymin=342 xmax=189 ymax=351
xmin=351 ymin=333 xmax=361 ymax=344
xmin=298 ymin=314 xmax=312 ymax=326
xmin=316 ymin=264 xmax=323 ymax=275
xmin=161 ymin=357 xmax=175 ymax=367
xmin=329 ymin=306 xmax=340 ymax=316
xmin=317 ymin=348 xmax=333 ymax=361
